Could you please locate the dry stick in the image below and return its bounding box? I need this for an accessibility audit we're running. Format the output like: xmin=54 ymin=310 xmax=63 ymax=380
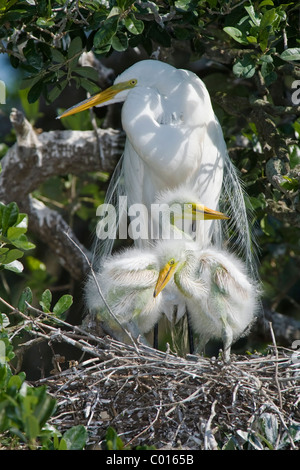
xmin=0 ymin=296 xmax=109 ymax=364
xmin=64 ymin=230 xmax=140 ymax=354
xmin=204 ymin=399 xmax=218 ymax=450
xmin=269 ymin=322 xmax=283 ymax=410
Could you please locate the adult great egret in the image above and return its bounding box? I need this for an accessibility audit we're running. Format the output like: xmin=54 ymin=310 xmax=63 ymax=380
xmin=84 ymin=237 xmax=258 ymax=360
xmin=58 ymin=60 xmax=255 ymax=276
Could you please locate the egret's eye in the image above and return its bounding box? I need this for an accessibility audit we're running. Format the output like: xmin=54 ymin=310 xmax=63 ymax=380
xmin=130 ymin=79 xmax=137 ymax=86
xmin=169 ymin=259 xmax=175 ymax=265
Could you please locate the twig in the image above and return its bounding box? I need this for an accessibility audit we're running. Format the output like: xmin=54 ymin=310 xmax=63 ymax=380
xmin=125 ymin=399 xmax=162 ymax=447
xmin=204 ymin=399 xmax=218 ymax=450
xmin=269 ymin=321 xmax=283 ymax=410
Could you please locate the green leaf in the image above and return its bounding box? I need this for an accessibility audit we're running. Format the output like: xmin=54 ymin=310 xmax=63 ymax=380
xmin=245 ymin=5 xmax=261 ymax=27
xmin=58 ymin=438 xmax=68 ymax=450
xmin=105 ymin=426 xmax=124 ymax=450
xmin=47 ymin=80 xmax=68 ymax=103
xmin=62 ymin=425 xmax=87 ymax=450
xmin=124 ymin=13 xmax=144 ymax=35
xmin=280 ymin=48 xmax=300 ymax=62
xmin=68 ymin=36 xmax=82 ymax=60
xmin=78 ymin=78 xmax=101 ymax=95
xmin=259 ymin=0 xmax=274 ymax=6
xmin=53 ymin=295 xmax=73 ymax=316
xmin=25 ymin=415 xmax=40 ymax=441
xmin=4 ymin=260 xmax=24 ymax=273
xmin=8 ymin=234 xmax=35 ymax=251
xmin=233 ymin=55 xmax=256 ymax=78
xmin=175 ymin=0 xmax=198 ymax=11
xmin=1 ymin=202 xmax=19 ymax=235
xmin=18 ymin=287 xmax=33 ymax=313
xmin=247 ymin=36 xmax=257 ymax=44
xmin=36 ymin=17 xmax=55 ymax=28
xmin=261 ymin=59 xmax=273 ymax=77
xmin=93 ymin=15 xmax=119 ymax=50
xmin=23 ymin=42 xmax=43 ymax=72
xmin=0 ymin=0 xmax=17 ymax=12
xmin=280 ymin=176 xmax=299 ymax=191
xmin=74 ymin=66 xmax=100 ymax=81
xmin=0 ymin=248 xmax=23 ymax=265
xmin=32 ymin=386 xmax=56 ymax=428
xmin=8 ymin=373 xmax=23 ymax=391
xmin=260 ymin=8 xmax=277 ymax=30
xmin=111 ymin=32 xmax=128 ymax=51
xmin=28 ymin=79 xmax=44 ymax=103
xmin=39 ymin=289 xmax=52 ymax=313
xmin=6 ymin=226 xmax=27 ymax=240
xmin=0 ymin=314 xmax=9 ymax=328
xmin=51 ymin=48 xmax=65 ymax=63
xmin=223 ymin=26 xmax=248 ymax=44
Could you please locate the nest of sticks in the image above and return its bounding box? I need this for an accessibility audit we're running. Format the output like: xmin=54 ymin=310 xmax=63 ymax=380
xmin=24 ymin=313 xmax=300 ymax=451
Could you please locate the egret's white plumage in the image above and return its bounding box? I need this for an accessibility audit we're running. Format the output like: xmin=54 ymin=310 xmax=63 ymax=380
xmin=84 ymin=245 xmax=172 ymax=344
xmin=59 ymin=60 xmax=256 ymax=280
xmin=153 ymin=239 xmax=259 ymax=361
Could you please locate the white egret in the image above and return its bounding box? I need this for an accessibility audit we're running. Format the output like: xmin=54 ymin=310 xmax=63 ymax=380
xmin=58 ymin=60 xmax=256 ymax=277
xmin=84 ymin=202 xmax=229 ymax=347
xmin=153 ymin=241 xmax=259 ymax=362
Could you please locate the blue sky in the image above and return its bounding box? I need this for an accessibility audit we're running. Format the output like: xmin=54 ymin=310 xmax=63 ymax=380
xmin=0 ymin=54 xmax=20 ymax=91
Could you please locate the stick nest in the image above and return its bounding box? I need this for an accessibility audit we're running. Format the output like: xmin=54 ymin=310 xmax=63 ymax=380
xmin=28 ymin=317 xmax=300 ymax=451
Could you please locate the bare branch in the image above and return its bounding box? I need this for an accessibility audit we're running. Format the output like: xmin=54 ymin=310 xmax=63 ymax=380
xmin=0 ymin=108 xmax=125 ymax=280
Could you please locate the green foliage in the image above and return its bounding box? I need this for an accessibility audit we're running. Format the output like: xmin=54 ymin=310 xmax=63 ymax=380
xmin=104 ymin=426 xmax=156 ymax=450
xmin=223 ymin=2 xmax=299 ymax=81
xmin=104 ymin=426 xmax=125 ymax=450
xmin=39 ymin=288 xmax=73 ymax=318
xmin=1 ymin=1 xmax=297 ymax=104
xmin=0 ymin=315 xmax=56 ymax=449
xmin=223 ymin=413 xmax=300 ymax=450
xmin=0 ymin=292 xmax=86 ymax=450
xmin=0 ymin=202 xmax=35 ymax=274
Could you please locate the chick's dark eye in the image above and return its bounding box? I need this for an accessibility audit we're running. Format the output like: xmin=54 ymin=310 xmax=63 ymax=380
xmin=170 ymin=259 xmax=175 ymax=265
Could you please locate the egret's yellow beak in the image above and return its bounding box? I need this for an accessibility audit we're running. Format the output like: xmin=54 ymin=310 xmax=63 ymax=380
xmin=153 ymin=259 xmax=178 ymax=298
xmin=57 ymin=79 xmax=137 ymax=119
xmin=192 ymin=203 xmax=229 ymax=220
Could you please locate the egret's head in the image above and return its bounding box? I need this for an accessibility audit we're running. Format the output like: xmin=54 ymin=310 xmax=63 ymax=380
xmin=57 ymin=78 xmax=138 ymax=119
xmin=57 ymin=59 xmax=179 ymax=119
xmin=153 ymin=239 xmax=197 ymax=297
xmin=155 ymin=186 xmax=229 ymax=222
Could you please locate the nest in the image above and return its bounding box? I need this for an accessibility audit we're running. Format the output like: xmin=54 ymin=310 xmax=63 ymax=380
xmin=27 ymin=316 xmax=300 ymax=450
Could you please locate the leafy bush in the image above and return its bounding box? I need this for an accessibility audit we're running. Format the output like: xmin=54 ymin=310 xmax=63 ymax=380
xmin=0 ymin=312 xmax=87 ymax=450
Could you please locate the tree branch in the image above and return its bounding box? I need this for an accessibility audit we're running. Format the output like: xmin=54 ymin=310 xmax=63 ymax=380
xmin=0 ymin=108 xmax=125 ymax=281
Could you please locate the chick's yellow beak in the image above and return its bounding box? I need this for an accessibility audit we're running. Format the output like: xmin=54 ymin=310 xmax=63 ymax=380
xmin=57 ymin=79 xmax=137 ymax=119
xmin=153 ymin=260 xmax=178 ymax=298
xmin=192 ymin=203 xmax=229 ymax=220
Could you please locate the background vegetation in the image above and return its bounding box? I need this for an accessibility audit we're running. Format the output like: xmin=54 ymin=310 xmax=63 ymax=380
xmin=0 ymin=0 xmax=299 ymax=449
